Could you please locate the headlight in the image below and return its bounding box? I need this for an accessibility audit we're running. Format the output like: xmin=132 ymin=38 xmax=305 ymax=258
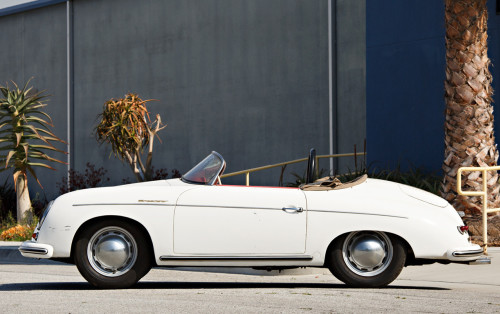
xmin=38 ymin=200 xmax=54 ymax=228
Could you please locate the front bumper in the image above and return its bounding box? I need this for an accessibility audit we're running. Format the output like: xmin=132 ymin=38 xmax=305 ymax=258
xmin=18 ymin=241 xmax=54 ymax=259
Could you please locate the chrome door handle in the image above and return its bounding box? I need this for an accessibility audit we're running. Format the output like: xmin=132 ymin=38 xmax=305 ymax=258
xmin=282 ymin=207 xmax=303 ymax=213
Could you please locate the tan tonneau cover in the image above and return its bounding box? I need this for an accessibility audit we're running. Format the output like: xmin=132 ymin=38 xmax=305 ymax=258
xmin=300 ymin=174 xmax=368 ymax=191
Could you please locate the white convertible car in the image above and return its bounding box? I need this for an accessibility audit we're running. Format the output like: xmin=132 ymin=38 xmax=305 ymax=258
xmin=20 ymin=151 xmax=486 ymax=289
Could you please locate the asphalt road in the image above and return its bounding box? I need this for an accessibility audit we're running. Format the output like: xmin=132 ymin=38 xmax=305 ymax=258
xmin=1 ymin=249 xmax=499 ymax=313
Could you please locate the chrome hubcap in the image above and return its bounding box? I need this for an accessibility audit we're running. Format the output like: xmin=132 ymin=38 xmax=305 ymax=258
xmin=87 ymin=226 xmax=137 ymax=277
xmin=342 ymin=231 xmax=393 ymax=277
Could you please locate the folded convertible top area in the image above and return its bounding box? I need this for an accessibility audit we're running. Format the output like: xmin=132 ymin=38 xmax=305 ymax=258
xmin=300 ymin=174 xmax=368 ymax=191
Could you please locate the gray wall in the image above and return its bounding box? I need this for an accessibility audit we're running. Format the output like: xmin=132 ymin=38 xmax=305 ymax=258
xmin=0 ymin=0 xmax=366 ymax=198
xmin=336 ymin=0 xmax=366 ymax=172
xmin=0 ymin=3 xmax=68 ymax=200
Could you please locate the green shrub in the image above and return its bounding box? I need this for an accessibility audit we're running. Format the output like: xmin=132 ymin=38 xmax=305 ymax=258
xmin=0 ymin=211 xmax=38 ymax=241
xmin=368 ymin=165 xmax=441 ymax=195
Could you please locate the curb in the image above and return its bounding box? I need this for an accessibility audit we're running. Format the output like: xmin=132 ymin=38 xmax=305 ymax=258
xmin=0 ymin=242 xmax=32 ymax=264
xmin=0 ymin=241 xmax=60 ymax=265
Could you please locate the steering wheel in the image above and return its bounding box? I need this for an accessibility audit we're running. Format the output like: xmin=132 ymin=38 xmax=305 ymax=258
xmin=305 ymin=148 xmax=317 ymax=184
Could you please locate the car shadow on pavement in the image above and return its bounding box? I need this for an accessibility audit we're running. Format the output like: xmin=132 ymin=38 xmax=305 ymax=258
xmin=0 ymin=281 xmax=450 ymax=291
xmin=136 ymin=282 xmax=450 ymax=291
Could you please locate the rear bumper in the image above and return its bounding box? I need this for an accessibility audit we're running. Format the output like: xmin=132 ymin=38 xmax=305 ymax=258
xmin=446 ymin=245 xmax=484 ymax=262
xmin=18 ymin=241 xmax=53 ymax=259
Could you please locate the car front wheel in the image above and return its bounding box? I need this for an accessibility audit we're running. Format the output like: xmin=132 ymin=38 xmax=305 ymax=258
xmin=74 ymin=219 xmax=152 ymax=289
xmin=327 ymin=231 xmax=406 ymax=288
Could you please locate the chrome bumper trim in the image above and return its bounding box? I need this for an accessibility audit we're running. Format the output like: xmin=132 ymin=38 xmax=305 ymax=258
xmin=18 ymin=247 xmax=48 ymax=255
xmin=452 ymin=248 xmax=484 ymax=257
xmin=18 ymin=241 xmax=54 ymax=258
xmin=159 ymin=255 xmax=313 ymax=262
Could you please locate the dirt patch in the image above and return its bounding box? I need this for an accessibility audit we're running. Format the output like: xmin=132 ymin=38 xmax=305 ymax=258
xmin=463 ymin=215 xmax=500 ymax=246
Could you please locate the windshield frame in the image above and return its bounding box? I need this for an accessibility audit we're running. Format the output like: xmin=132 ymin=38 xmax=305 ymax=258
xmin=181 ymin=151 xmax=226 ymax=186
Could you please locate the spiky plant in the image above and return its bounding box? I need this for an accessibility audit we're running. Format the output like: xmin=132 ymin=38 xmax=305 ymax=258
xmin=0 ymin=81 xmax=66 ymax=222
xmin=95 ymin=93 xmax=166 ymax=182
xmin=442 ymin=0 xmax=499 ymax=216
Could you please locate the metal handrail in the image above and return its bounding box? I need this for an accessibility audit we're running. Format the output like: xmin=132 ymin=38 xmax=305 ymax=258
xmin=457 ymin=166 xmax=500 ymax=254
xmin=220 ymin=152 xmax=367 ymax=186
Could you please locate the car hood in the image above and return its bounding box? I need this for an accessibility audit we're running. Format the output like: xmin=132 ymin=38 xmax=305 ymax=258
xmin=54 ymin=178 xmax=193 ymax=206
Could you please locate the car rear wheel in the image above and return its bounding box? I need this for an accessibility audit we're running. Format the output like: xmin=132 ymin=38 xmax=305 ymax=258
xmin=327 ymin=231 xmax=406 ymax=288
xmin=74 ymin=219 xmax=152 ymax=289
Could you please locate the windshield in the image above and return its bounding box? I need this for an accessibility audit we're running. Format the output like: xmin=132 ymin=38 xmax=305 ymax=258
xmin=182 ymin=151 xmax=225 ymax=185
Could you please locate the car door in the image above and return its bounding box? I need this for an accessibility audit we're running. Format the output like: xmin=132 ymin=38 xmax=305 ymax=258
xmin=173 ymin=185 xmax=307 ymax=255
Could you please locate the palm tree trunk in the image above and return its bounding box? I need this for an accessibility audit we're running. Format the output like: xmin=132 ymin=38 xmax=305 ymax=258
xmin=442 ymin=0 xmax=500 ymax=215
xmin=15 ymin=174 xmax=31 ymax=223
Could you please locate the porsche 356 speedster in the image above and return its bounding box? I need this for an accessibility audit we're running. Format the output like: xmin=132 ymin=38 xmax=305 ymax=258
xmin=19 ymin=150 xmax=486 ymax=288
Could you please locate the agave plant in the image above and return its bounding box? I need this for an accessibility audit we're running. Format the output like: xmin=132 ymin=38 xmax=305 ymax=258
xmin=95 ymin=93 xmax=166 ymax=182
xmin=0 ymin=80 xmax=66 ymax=223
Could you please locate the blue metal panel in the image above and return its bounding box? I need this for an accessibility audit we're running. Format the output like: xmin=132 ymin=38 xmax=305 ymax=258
xmin=0 ymin=0 xmax=66 ymax=17
xmin=368 ymin=1 xmax=500 ymax=173
xmin=487 ymin=0 xmax=500 ymax=145
xmin=366 ymin=0 xmax=446 ymax=172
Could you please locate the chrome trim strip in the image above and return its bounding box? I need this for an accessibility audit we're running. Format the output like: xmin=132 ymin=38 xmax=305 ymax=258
xmin=159 ymin=255 xmax=313 ymax=261
xmin=18 ymin=247 xmax=48 ymax=255
xmin=72 ymin=203 xmax=406 ymax=219
xmin=309 ymin=209 xmax=408 ymax=219
xmin=73 ymin=203 xmax=174 ymax=207
xmin=452 ymin=249 xmax=484 ymax=257
xmin=176 ymin=204 xmax=282 ymax=211
xmin=72 ymin=203 xmax=284 ymax=211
